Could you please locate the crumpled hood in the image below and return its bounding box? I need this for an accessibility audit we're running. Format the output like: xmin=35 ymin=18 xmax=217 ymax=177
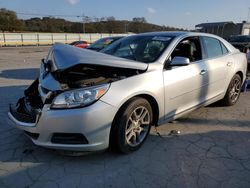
xmin=51 ymin=43 xmax=148 ymax=71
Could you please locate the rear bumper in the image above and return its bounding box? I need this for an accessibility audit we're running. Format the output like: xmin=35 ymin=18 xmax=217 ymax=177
xmin=8 ymin=101 xmax=117 ymax=151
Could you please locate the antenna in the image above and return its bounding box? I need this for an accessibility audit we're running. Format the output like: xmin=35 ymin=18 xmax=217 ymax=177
xmin=77 ymin=13 xmax=85 ymax=33
xmin=82 ymin=12 xmax=85 ymax=33
xmin=248 ymin=8 xmax=250 ymax=22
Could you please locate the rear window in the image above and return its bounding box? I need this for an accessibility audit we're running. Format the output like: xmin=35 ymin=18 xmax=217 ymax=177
xmin=221 ymin=42 xmax=229 ymax=54
xmin=203 ymin=37 xmax=228 ymax=58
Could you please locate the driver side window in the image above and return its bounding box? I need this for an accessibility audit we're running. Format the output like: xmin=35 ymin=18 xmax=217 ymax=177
xmin=170 ymin=37 xmax=202 ymax=63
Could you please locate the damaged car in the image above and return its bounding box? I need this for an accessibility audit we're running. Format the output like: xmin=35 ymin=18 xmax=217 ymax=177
xmin=8 ymin=32 xmax=247 ymax=153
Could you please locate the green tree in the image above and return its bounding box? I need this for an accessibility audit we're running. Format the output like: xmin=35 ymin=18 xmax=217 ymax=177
xmin=0 ymin=8 xmax=24 ymax=31
xmin=0 ymin=8 xmax=184 ymax=33
xmin=132 ymin=17 xmax=147 ymax=23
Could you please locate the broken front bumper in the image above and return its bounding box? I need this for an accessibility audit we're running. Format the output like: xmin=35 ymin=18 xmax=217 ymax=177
xmin=8 ymin=98 xmax=40 ymax=127
xmin=8 ymin=81 xmax=117 ymax=151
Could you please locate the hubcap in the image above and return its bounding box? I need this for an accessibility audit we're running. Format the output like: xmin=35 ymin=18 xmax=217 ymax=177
xmin=125 ymin=106 xmax=150 ymax=147
xmin=229 ymin=77 xmax=241 ymax=103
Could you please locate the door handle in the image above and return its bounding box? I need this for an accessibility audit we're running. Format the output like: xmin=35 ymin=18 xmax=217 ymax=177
xmin=200 ymin=70 xmax=206 ymax=75
xmin=227 ymin=62 xmax=233 ymax=66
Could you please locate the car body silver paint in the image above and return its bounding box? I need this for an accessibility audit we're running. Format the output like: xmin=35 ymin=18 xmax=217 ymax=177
xmin=8 ymin=32 xmax=247 ymax=151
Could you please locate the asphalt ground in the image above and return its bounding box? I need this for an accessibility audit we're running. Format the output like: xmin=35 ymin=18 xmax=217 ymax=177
xmin=0 ymin=46 xmax=250 ymax=188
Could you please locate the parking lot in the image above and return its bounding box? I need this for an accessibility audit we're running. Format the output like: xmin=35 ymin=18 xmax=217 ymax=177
xmin=0 ymin=46 xmax=250 ymax=188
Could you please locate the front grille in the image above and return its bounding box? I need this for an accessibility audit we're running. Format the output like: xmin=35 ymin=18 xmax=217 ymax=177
xmin=51 ymin=133 xmax=89 ymax=145
xmin=24 ymin=131 xmax=39 ymax=140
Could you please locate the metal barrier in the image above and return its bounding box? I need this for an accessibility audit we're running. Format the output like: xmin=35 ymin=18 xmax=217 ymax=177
xmin=0 ymin=32 xmax=127 ymax=46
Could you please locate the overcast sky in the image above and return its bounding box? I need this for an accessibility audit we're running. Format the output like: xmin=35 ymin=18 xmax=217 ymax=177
xmin=0 ymin=0 xmax=249 ymax=29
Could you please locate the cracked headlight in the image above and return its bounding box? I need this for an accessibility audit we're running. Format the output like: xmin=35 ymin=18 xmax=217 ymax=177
xmin=51 ymin=84 xmax=110 ymax=109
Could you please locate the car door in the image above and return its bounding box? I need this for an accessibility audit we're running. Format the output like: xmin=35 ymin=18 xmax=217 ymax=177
xmin=163 ymin=36 xmax=209 ymax=119
xmin=201 ymin=36 xmax=233 ymax=100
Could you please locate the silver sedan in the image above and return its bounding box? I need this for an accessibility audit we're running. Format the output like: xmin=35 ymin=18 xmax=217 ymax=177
xmin=8 ymin=32 xmax=247 ymax=153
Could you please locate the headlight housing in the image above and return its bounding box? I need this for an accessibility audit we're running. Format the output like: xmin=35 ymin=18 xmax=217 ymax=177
xmin=51 ymin=84 xmax=110 ymax=109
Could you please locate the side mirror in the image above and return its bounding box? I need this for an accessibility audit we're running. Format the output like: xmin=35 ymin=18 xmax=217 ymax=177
xmin=171 ymin=56 xmax=190 ymax=66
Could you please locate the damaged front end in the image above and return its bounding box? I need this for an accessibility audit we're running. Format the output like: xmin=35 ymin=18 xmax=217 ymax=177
xmin=9 ymin=79 xmax=42 ymax=126
xmin=52 ymin=64 xmax=143 ymax=89
xmin=9 ymin=43 xmax=148 ymax=127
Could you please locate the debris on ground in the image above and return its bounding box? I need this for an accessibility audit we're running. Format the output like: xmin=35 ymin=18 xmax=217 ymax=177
xmin=168 ymin=130 xmax=181 ymax=136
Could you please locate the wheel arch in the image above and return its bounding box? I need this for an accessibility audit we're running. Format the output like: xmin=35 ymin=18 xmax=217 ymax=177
xmin=135 ymin=94 xmax=160 ymax=126
xmin=115 ymin=94 xmax=159 ymax=126
xmin=109 ymin=94 xmax=160 ymax=148
xmin=235 ymin=71 xmax=244 ymax=83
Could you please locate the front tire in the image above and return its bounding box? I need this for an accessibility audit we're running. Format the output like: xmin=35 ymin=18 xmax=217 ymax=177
xmin=221 ymin=74 xmax=242 ymax=106
xmin=110 ymin=97 xmax=153 ymax=153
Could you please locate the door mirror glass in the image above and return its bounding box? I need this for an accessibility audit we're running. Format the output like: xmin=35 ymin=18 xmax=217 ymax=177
xmin=171 ymin=56 xmax=190 ymax=66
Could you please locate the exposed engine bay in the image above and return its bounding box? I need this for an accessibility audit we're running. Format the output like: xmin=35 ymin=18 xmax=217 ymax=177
xmin=53 ymin=64 xmax=143 ymax=90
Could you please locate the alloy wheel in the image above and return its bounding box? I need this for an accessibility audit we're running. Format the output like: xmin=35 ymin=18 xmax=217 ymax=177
xmin=125 ymin=106 xmax=151 ymax=147
xmin=229 ymin=77 xmax=241 ymax=103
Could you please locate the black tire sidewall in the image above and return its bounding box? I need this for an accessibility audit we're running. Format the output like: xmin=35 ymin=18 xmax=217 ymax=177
xmin=223 ymin=74 xmax=242 ymax=106
xmin=115 ymin=98 xmax=153 ymax=153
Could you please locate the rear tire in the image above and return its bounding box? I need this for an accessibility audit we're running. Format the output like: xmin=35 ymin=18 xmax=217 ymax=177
xmin=110 ymin=97 xmax=153 ymax=154
xmin=221 ymin=74 xmax=242 ymax=106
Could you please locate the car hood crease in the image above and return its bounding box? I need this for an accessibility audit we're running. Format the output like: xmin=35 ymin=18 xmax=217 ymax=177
xmin=51 ymin=43 xmax=148 ymax=71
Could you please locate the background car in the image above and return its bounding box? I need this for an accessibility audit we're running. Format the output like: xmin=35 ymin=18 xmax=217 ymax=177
xmin=228 ymin=35 xmax=250 ymax=53
xmin=247 ymin=52 xmax=250 ymax=72
xmin=87 ymin=36 xmax=123 ymax=51
xmin=8 ymin=32 xmax=247 ymax=154
xmin=69 ymin=40 xmax=90 ymax=48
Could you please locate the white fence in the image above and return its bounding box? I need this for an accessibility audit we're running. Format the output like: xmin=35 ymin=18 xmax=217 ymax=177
xmin=0 ymin=32 xmax=127 ymax=46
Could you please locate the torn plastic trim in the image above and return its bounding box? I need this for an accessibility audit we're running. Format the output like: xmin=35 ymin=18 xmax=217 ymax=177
xmin=8 ymin=100 xmax=41 ymax=127
xmin=8 ymin=79 xmax=44 ymax=127
xmin=8 ymin=112 xmax=36 ymax=127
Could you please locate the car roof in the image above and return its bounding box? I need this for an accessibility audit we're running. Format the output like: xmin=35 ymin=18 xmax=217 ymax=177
xmin=134 ymin=31 xmax=188 ymax=37
xmin=101 ymin=36 xmax=124 ymax=40
xmin=133 ymin=31 xmax=226 ymax=38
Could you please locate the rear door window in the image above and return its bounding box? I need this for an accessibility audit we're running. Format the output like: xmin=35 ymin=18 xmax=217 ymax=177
xmin=220 ymin=42 xmax=229 ymax=55
xmin=202 ymin=37 xmax=226 ymax=58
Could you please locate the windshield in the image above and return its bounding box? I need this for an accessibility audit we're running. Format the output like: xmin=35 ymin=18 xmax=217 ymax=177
xmin=87 ymin=37 xmax=121 ymax=51
xmin=229 ymin=36 xmax=250 ymax=43
xmin=101 ymin=35 xmax=174 ymax=63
